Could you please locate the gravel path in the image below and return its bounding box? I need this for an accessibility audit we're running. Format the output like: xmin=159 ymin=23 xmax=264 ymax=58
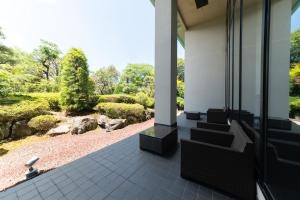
xmin=0 ymin=119 xmax=154 ymax=191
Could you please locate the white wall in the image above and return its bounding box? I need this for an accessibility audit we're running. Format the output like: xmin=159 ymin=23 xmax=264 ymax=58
xmin=185 ymin=17 xmax=226 ymax=112
xmin=184 ymin=0 xmax=291 ymax=118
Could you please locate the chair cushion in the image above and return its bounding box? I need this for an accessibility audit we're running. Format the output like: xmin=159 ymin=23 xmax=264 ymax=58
xmin=229 ymin=120 xmax=252 ymax=152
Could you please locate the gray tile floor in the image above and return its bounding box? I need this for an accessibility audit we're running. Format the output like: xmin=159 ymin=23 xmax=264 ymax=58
xmin=0 ymin=116 xmax=234 ymax=200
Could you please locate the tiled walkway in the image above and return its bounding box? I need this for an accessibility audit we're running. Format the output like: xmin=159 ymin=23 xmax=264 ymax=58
xmin=0 ymin=118 xmax=233 ymax=200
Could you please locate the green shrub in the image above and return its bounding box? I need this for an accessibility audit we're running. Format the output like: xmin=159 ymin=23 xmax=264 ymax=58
xmin=27 ymin=93 xmax=61 ymax=111
xmin=177 ymin=97 xmax=184 ymax=110
xmin=99 ymin=94 xmax=136 ymax=104
xmin=28 ymin=115 xmax=59 ymax=132
xmin=135 ymin=92 xmax=154 ymax=109
xmin=96 ymin=103 xmax=145 ymax=123
xmin=60 ymin=48 xmax=94 ymax=112
xmin=177 ymin=80 xmax=184 ymax=98
xmin=87 ymin=95 xmax=99 ymax=109
xmin=290 ymin=98 xmax=300 ymax=118
xmin=0 ymin=100 xmax=50 ymax=123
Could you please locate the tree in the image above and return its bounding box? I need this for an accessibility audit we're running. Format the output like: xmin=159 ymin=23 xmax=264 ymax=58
xmin=291 ymin=29 xmax=300 ymax=64
xmin=60 ymin=48 xmax=94 ymax=112
xmin=0 ymin=48 xmax=47 ymax=93
xmin=33 ymin=40 xmax=61 ymax=80
xmin=177 ymin=58 xmax=185 ymax=81
xmin=0 ymin=27 xmax=16 ymax=65
xmin=116 ymin=64 xmax=154 ymax=96
xmin=91 ymin=65 xmax=119 ymax=95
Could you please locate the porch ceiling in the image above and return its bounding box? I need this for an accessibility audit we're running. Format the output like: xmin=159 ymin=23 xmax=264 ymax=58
xmin=177 ymin=0 xmax=260 ymax=29
xmin=150 ymin=0 xmax=300 ymax=47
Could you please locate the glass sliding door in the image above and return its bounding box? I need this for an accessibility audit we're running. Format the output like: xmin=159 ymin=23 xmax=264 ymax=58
xmin=260 ymin=0 xmax=300 ymax=199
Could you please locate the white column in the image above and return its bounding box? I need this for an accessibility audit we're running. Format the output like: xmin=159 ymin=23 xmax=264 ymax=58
xmin=154 ymin=0 xmax=177 ymax=126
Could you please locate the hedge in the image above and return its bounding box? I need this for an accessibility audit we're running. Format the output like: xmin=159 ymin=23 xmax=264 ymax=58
xmin=28 ymin=115 xmax=60 ymax=132
xmin=27 ymin=93 xmax=61 ymax=111
xmin=98 ymin=94 xmax=136 ymax=104
xmin=96 ymin=102 xmax=145 ymax=123
xmin=0 ymin=100 xmax=50 ymax=123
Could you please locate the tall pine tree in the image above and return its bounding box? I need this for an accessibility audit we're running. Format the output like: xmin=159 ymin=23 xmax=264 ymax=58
xmin=60 ymin=48 xmax=93 ymax=112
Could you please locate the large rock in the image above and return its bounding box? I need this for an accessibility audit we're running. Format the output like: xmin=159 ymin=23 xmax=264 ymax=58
xmin=106 ymin=119 xmax=126 ymax=132
xmin=11 ymin=120 xmax=34 ymax=139
xmin=70 ymin=117 xmax=98 ymax=135
xmin=98 ymin=115 xmax=110 ymax=128
xmin=0 ymin=122 xmax=11 ymax=140
xmin=145 ymin=109 xmax=154 ymax=120
xmin=47 ymin=124 xmax=71 ymax=137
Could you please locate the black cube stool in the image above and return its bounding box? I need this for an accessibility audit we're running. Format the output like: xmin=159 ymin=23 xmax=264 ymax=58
xmin=139 ymin=125 xmax=178 ymax=155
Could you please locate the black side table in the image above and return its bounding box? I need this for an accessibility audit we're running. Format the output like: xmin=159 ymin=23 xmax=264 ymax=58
xmin=139 ymin=125 xmax=178 ymax=155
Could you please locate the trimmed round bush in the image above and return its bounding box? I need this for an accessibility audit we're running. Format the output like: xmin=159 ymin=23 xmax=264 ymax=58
xmin=28 ymin=115 xmax=60 ymax=132
xmin=96 ymin=103 xmax=145 ymax=124
xmin=99 ymin=94 xmax=136 ymax=104
xmin=0 ymin=100 xmax=50 ymax=123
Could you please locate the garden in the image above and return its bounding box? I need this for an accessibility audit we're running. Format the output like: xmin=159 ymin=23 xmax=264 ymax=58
xmin=0 ymin=27 xmax=186 ymax=190
xmin=0 ymin=27 xmax=185 ymax=153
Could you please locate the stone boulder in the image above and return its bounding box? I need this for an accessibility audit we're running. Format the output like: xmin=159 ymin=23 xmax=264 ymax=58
xmin=47 ymin=124 xmax=71 ymax=137
xmin=70 ymin=117 xmax=98 ymax=135
xmin=145 ymin=109 xmax=155 ymax=120
xmin=11 ymin=120 xmax=34 ymax=139
xmin=98 ymin=115 xmax=110 ymax=128
xmin=106 ymin=119 xmax=127 ymax=132
xmin=0 ymin=122 xmax=12 ymax=140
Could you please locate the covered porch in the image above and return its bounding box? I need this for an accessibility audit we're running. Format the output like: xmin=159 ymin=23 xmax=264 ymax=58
xmin=0 ymin=114 xmax=234 ymax=200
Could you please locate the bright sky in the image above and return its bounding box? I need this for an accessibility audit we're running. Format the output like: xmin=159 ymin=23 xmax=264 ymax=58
xmin=0 ymin=0 xmax=299 ymax=72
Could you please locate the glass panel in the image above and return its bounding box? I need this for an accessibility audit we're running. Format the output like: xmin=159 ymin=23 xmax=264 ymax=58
xmin=266 ymin=1 xmax=300 ymax=198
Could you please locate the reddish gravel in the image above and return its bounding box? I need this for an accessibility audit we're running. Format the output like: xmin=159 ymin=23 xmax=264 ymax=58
xmin=0 ymin=119 xmax=154 ymax=191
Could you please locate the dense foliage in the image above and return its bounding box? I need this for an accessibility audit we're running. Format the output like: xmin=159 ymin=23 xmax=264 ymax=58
xmin=290 ymin=96 xmax=300 ymax=117
xmin=290 ymin=64 xmax=300 ymax=96
xmin=28 ymin=93 xmax=61 ymax=111
xmin=135 ymin=92 xmax=154 ymax=109
xmin=291 ymin=29 xmax=300 ymax=64
xmin=60 ymin=48 xmax=95 ymax=112
xmin=115 ymin=64 xmax=155 ymax=96
xmin=91 ymin=65 xmax=119 ymax=95
xmin=177 ymin=58 xmax=185 ymax=81
xmin=177 ymin=97 xmax=184 ymax=110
